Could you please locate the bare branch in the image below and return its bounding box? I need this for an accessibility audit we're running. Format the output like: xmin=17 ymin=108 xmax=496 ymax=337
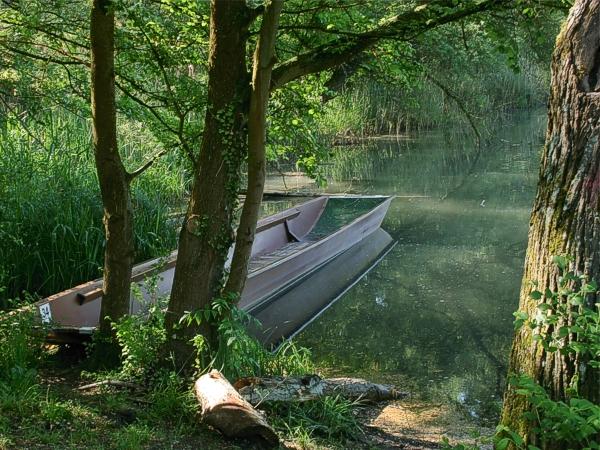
xmin=426 ymin=73 xmax=481 ymax=146
xmin=126 ymin=148 xmax=169 ymax=181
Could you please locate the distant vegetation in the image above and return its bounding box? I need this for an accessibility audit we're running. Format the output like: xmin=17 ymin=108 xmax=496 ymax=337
xmin=318 ymin=21 xmax=554 ymax=138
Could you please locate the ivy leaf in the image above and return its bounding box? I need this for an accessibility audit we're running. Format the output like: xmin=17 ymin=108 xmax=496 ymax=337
xmin=530 ymin=290 xmax=543 ymax=300
xmin=558 ymin=326 xmax=570 ymax=338
xmin=496 ymin=438 xmax=510 ymax=450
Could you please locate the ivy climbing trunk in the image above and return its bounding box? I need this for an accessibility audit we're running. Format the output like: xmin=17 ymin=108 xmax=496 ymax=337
xmin=165 ymin=0 xmax=250 ymax=369
xmin=225 ymin=0 xmax=283 ymax=296
xmin=501 ymin=0 xmax=600 ymax=446
xmin=90 ymin=0 xmax=134 ymax=342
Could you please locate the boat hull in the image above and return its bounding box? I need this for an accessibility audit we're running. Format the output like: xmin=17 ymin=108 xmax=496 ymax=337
xmin=34 ymin=196 xmax=392 ymax=341
xmin=240 ymin=196 xmax=393 ymax=308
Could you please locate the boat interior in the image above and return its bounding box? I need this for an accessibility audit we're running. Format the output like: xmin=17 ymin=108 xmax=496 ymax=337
xmin=248 ymin=195 xmax=389 ymax=274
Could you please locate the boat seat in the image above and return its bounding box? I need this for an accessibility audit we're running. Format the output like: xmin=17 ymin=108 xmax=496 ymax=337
xmin=248 ymin=237 xmax=320 ymax=273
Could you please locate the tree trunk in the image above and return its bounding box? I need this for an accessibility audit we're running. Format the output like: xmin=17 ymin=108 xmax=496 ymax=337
xmin=165 ymin=0 xmax=251 ymax=368
xmin=225 ymin=0 xmax=283 ymax=296
xmin=90 ymin=0 xmax=134 ymax=343
xmin=501 ymin=0 xmax=600 ymax=446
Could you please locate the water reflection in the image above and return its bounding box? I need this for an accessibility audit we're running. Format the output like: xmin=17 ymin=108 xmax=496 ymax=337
xmin=266 ymin=111 xmax=545 ymax=424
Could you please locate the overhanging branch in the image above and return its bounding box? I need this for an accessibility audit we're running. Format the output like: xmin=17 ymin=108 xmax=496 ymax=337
xmin=270 ymin=0 xmax=508 ymax=90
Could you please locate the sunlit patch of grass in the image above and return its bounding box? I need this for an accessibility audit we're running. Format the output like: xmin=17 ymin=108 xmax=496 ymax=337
xmin=269 ymin=395 xmax=363 ymax=444
xmin=113 ymin=423 xmax=154 ymax=450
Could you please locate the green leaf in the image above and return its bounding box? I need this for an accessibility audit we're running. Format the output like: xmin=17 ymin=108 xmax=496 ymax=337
xmin=552 ymin=255 xmax=569 ymax=270
xmin=496 ymin=437 xmax=510 ymax=450
xmin=571 ymin=294 xmax=584 ymax=306
xmin=530 ymin=290 xmax=543 ymax=300
xmin=558 ymin=326 xmax=570 ymax=338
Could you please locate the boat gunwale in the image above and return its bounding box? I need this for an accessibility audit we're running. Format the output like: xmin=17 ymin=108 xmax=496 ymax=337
xmin=37 ymin=195 xmax=393 ymax=340
xmin=40 ymin=197 xmax=328 ymax=303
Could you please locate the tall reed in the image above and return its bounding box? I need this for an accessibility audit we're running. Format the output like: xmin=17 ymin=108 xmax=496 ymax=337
xmin=0 ymin=112 xmax=187 ymax=305
xmin=319 ymin=53 xmax=549 ymax=138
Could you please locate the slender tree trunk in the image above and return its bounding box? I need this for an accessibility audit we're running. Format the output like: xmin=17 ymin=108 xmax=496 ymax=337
xmin=501 ymin=0 xmax=600 ymax=446
xmin=225 ymin=0 xmax=283 ymax=296
xmin=165 ymin=0 xmax=250 ymax=369
xmin=90 ymin=0 xmax=134 ymax=342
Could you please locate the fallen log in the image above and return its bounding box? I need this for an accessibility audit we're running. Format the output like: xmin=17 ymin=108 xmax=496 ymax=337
xmin=194 ymin=370 xmax=279 ymax=447
xmin=234 ymin=374 xmax=407 ymax=406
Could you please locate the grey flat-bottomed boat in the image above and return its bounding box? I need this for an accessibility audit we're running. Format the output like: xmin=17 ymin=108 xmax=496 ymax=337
xmin=34 ymin=195 xmax=393 ymax=342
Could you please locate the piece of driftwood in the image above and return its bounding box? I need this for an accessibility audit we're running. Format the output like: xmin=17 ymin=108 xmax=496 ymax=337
xmin=77 ymin=380 xmax=142 ymax=391
xmin=234 ymin=374 xmax=407 ymax=405
xmin=194 ymin=370 xmax=279 ymax=447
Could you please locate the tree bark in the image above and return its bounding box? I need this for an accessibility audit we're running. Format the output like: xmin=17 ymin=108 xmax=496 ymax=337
xmin=165 ymin=0 xmax=251 ymax=368
xmin=194 ymin=370 xmax=279 ymax=447
xmin=90 ymin=0 xmax=134 ymax=342
xmin=501 ymin=0 xmax=600 ymax=446
xmin=225 ymin=0 xmax=283 ymax=296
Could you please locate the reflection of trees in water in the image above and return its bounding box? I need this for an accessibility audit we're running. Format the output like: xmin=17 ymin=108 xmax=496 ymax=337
xmin=293 ymin=113 xmax=546 ymax=422
xmin=325 ymin=140 xmax=481 ymax=195
xmin=299 ymin=267 xmax=511 ymax=420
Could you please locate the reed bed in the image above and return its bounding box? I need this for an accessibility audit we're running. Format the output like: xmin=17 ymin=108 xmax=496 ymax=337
xmin=319 ymin=54 xmax=549 ymax=139
xmin=0 ymin=112 xmax=187 ymax=306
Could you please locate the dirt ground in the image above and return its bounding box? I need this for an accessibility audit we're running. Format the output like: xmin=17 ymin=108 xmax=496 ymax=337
xmin=353 ymin=399 xmax=494 ymax=449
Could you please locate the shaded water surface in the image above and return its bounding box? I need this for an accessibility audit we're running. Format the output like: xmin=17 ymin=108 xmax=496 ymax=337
xmin=264 ymin=112 xmax=546 ymax=423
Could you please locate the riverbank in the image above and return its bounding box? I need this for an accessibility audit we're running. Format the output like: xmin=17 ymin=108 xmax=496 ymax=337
xmin=2 ymin=348 xmax=490 ymax=450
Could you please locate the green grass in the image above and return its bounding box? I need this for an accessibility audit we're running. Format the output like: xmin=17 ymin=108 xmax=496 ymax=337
xmin=0 ymin=308 xmax=364 ymax=449
xmin=0 ymin=112 xmax=187 ymax=305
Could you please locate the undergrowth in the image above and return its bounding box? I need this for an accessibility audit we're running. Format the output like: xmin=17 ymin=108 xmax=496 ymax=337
xmin=0 ymin=290 xmax=362 ymax=448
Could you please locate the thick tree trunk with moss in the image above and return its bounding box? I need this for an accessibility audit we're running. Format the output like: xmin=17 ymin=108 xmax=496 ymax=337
xmin=501 ymin=0 xmax=600 ymax=446
xmin=225 ymin=0 xmax=283 ymax=296
xmin=91 ymin=0 xmax=134 ymax=341
xmin=165 ymin=0 xmax=250 ymax=368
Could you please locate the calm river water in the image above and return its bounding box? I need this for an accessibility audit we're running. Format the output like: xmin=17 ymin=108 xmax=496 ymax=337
xmin=264 ymin=111 xmax=546 ymax=424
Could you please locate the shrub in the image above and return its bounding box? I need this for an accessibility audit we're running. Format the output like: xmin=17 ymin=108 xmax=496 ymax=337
xmin=111 ymin=277 xmax=169 ymax=380
xmin=183 ymin=295 xmax=313 ymax=380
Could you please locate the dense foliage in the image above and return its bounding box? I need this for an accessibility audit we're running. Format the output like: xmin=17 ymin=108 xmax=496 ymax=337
xmin=0 ymin=0 xmax=563 ymax=303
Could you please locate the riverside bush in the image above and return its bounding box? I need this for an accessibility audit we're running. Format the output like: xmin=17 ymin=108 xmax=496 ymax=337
xmin=499 ymin=258 xmax=600 ymax=449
